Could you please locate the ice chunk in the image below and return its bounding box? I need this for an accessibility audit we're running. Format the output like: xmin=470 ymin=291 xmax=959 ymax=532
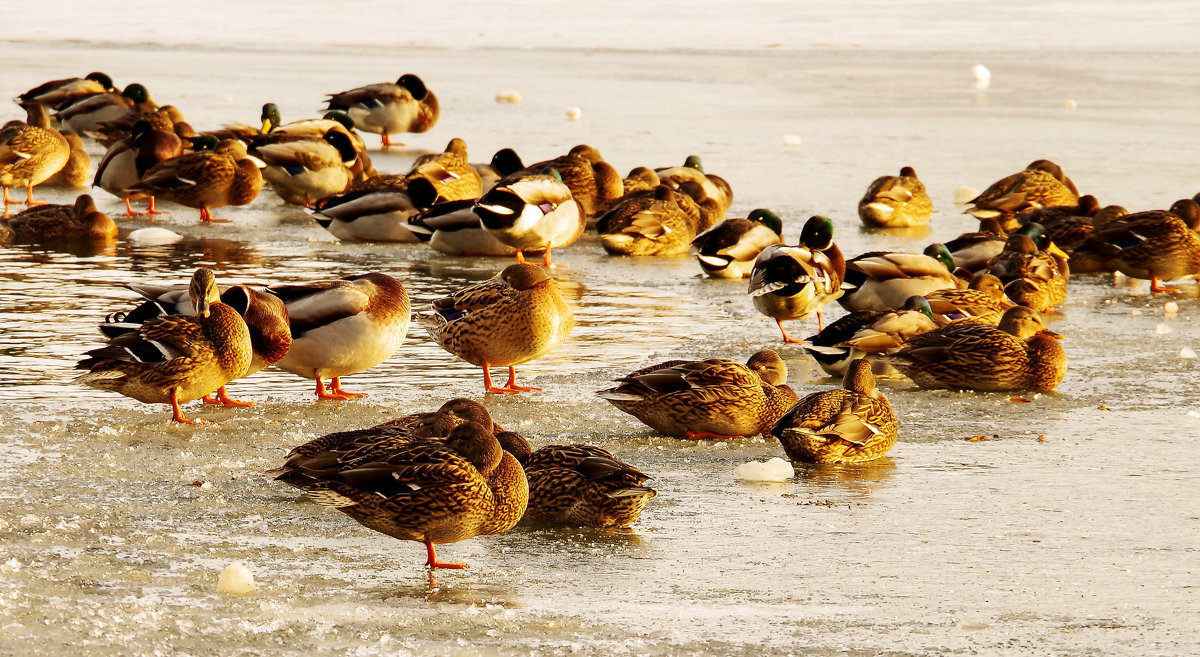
xmin=972 ymin=64 xmax=990 ymax=89
xmin=494 ymin=90 xmax=522 ymax=104
xmin=1064 ymin=99 xmax=1077 ymax=110
xmin=565 ymin=107 xmax=582 ymax=121
xmin=1180 ymin=347 xmax=1197 ymax=360
xmin=1156 ymin=323 xmax=1171 ymax=335
xmin=953 ymin=185 xmax=978 ymax=204
xmin=1164 ymin=301 xmax=1179 ymax=315
xmin=735 ymin=457 xmax=794 ymax=482
xmin=128 ymin=227 xmax=182 ymax=245
xmin=781 ymin=134 xmax=802 ymax=146
xmin=217 ymin=562 xmax=257 ymax=594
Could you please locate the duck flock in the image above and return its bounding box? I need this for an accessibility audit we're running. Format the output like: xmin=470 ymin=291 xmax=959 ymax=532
xmin=3 ymin=70 xmax=1199 ymax=571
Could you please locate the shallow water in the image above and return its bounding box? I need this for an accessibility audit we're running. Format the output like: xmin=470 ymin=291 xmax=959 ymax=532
xmin=2 ymin=25 xmax=1200 ymax=657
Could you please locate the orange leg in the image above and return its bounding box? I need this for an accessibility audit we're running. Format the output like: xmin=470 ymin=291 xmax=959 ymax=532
xmin=123 ymin=197 xmax=139 ymax=217
xmin=23 ymin=184 xmax=46 ymax=206
xmin=776 ymin=319 xmax=805 ymax=344
xmin=170 ymin=389 xmax=206 ymax=424
xmin=514 ymin=249 xmax=526 ymax=264
xmin=816 ymin=309 xmax=825 ymax=332
xmin=2 ymin=186 xmax=16 ymax=205
xmin=201 ymin=385 xmax=255 ymax=407
xmin=685 ymin=430 xmax=743 ymax=440
xmin=540 ymin=243 xmax=567 ymax=269
xmin=314 ymin=377 xmax=354 ymax=401
xmin=424 ymin=539 xmax=466 ymax=570
xmin=328 ymin=376 xmax=367 ymax=399
xmin=199 ymin=206 xmax=230 ymax=223
xmin=145 ymin=196 xmax=167 ymax=215
xmin=481 ymin=362 xmax=532 ymax=394
xmin=502 ymin=365 xmax=540 ymax=392
xmin=1150 ymin=277 xmax=1180 ymax=294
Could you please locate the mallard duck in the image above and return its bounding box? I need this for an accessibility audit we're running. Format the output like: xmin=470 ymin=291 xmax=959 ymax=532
xmin=309 ymin=188 xmax=426 ymax=243
xmin=621 ymin=166 xmax=660 ymax=194
xmin=474 ymin=167 xmax=586 ymax=267
xmin=93 ymin=118 xmax=184 ymax=216
xmin=880 ymin=305 xmax=1066 ymax=392
xmin=513 ymin=145 xmax=623 ymax=218
xmin=125 ymin=138 xmax=265 ymax=222
xmin=1063 ymin=204 xmax=1129 ymax=274
xmin=45 ymin=132 xmax=90 ymax=188
xmin=411 ymin=200 xmax=518 ymax=256
xmin=255 ymin=129 xmax=359 ymax=206
xmin=943 ymin=220 xmax=1008 ymax=274
xmin=520 ymin=443 xmax=656 ymax=528
xmin=54 ymin=83 xmax=157 ymax=135
xmin=3 ymin=194 xmax=117 ymax=243
xmin=1072 ymin=198 xmax=1200 ymax=293
xmin=858 ymin=166 xmax=933 ymax=228
xmin=323 ymin=73 xmax=439 ymax=149
xmin=1015 ymin=195 xmax=1101 ymax=251
xmin=91 ymin=104 xmax=187 ymax=148
xmin=267 ymin=272 xmax=409 ymax=400
xmin=771 ymin=358 xmax=898 ymax=464
xmin=986 ymin=224 xmax=1070 ymax=312
xmin=404 ymin=137 xmax=484 ymax=203
xmin=472 ymin=147 xmax=524 ymax=193
xmin=1 ymin=103 xmax=70 ymax=214
xmin=838 ymin=243 xmax=959 ymax=313
xmin=655 ymin=155 xmax=733 ymax=218
xmin=923 ymin=272 xmax=1013 ymax=324
xmin=418 ymin=264 xmax=573 ymax=394
xmin=74 ymin=269 xmax=253 ymax=423
xmin=16 ymin=72 xmax=115 ymax=111
xmin=254 ymin=111 xmax=374 ymax=182
xmin=101 ymin=281 xmax=291 ymax=406
xmin=748 ymin=215 xmax=846 ymax=342
xmin=594 ymin=185 xmax=706 ymax=256
xmin=802 ymin=309 xmax=891 ymax=377
xmin=833 ymin=296 xmax=937 ymax=354
xmin=273 ymin=421 xmax=527 ymax=570
xmin=598 ymin=350 xmax=797 ymax=439
xmin=965 ymin=159 xmax=1079 ymax=232
xmin=693 ymin=208 xmax=784 ymax=279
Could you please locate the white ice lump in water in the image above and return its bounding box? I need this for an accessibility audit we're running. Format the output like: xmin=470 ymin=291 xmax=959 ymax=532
xmin=781 ymin=134 xmax=802 ymax=146
xmin=1180 ymin=347 xmax=1197 ymax=360
xmin=217 ymin=562 xmax=257 ymax=594
xmin=972 ymin=64 xmax=990 ymax=89
xmin=565 ymin=107 xmax=582 ymax=121
xmin=735 ymin=457 xmax=794 ymax=482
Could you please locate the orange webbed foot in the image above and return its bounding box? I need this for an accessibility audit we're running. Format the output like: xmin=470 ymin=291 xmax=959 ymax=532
xmin=684 ymin=430 xmax=742 ymax=440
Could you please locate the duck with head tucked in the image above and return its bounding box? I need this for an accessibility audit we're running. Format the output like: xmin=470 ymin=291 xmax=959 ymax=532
xmin=474 ymin=167 xmax=586 ymax=268
xmin=858 ymin=166 xmax=932 ymax=228
xmin=54 ymin=82 xmax=157 ymax=135
xmin=273 ymin=421 xmax=528 ymax=570
xmin=838 ymin=243 xmax=959 ymax=313
xmin=594 ymin=184 xmax=707 ymax=256
xmin=323 ymin=73 xmax=439 ymax=150
xmin=74 ymin=269 xmax=253 ymax=424
xmin=419 ymin=264 xmax=573 ymax=394
xmin=748 ymin=215 xmax=845 ymax=342
xmin=597 ymin=350 xmax=797 ymax=439
xmin=3 ymin=194 xmax=117 ymax=244
xmin=965 ymin=159 xmax=1079 ymax=233
xmin=16 ymin=72 xmax=116 ymax=112
xmin=516 ymin=441 xmax=657 ymax=528
xmin=771 ymin=358 xmax=899 ymax=464
xmin=1072 ymin=198 xmax=1200 ymax=294
xmin=124 ymin=138 xmax=265 ymax=222
xmin=693 ymin=208 xmax=784 ymax=278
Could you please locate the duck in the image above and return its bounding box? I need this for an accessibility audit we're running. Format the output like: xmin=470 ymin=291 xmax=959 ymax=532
xmin=272 ymin=421 xmax=527 ymax=570
xmin=923 ymin=272 xmax=1013 ymax=324
xmin=255 ymin=129 xmax=359 ymax=206
xmin=91 ymin=104 xmax=187 ymax=148
xmin=1015 ymin=195 xmax=1102 ymax=252
xmin=1 ymin=103 xmax=70 ymax=214
xmin=597 ymin=350 xmax=797 ymax=439
xmin=418 ymin=264 xmax=573 ymax=394
xmin=323 ymin=73 xmax=439 ymax=149
xmin=472 ymin=147 xmax=524 ymax=193
xmin=92 ymin=118 xmax=184 ymax=216
xmin=254 ymin=111 xmax=374 ymax=181
xmin=771 ymin=358 xmax=898 ymax=464
xmin=748 ymin=215 xmax=845 ymax=342
xmin=801 ymin=309 xmax=892 ymax=378
xmin=621 ymin=166 xmax=660 ymax=194
xmin=857 ymin=166 xmax=933 ymax=228
xmin=965 ymin=159 xmax=1079 ymax=232
xmin=403 ymin=137 xmax=484 ymax=204
xmin=654 ymin=155 xmax=733 ymax=218
xmin=267 ymin=272 xmax=409 ymax=400
xmin=15 ymin=72 xmax=115 ymax=111
xmin=309 ymin=188 xmax=426 ymax=243
xmin=515 ymin=145 xmax=623 ymax=218
xmin=124 ymin=138 xmax=265 ymax=222
xmin=74 ymin=268 xmax=254 ymax=424
xmin=100 ymin=281 xmax=291 ymax=407
xmin=45 ymin=132 xmax=90 ymax=188
xmin=519 ymin=443 xmax=656 ymax=528
xmin=474 ymin=167 xmax=586 ymax=267
xmin=410 ymin=200 xmax=518 ymax=256
xmin=54 ymin=83 xmax=157 ymax=135
xmin=986 ymin=223 xmax=1070 ymax=312
xmin=880 ymin=306 xmax=1066 ymax=392
xmin=594 ymin=185 xmax=706 ymax=256
xmin=833 ymin=296 xmax=937 ymax=355
xmin=1072 ymin=198 xmax=1200 ymax=293
xmin=3 ymin=194 xmax=117 ymax=243
xmin=838 ymin=243 xmax=959 ymax=313
xmin=942 ymin=219 xmax=1009 ymax=275
xmin=693 ymin=208 xmax=784 ymax=279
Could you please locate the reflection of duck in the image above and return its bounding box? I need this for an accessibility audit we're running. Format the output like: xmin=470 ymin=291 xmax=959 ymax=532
xmin=273 ymin=422 xmax=527 ymax=570
xmin=74 ymin=269 xmax=253 ymax=424
xmin=858 ymin=166 xmax=932 ymax=228
xmin=772 ymin=358 xmax=898 ymax=464
xmin=518 ymin=442 xmax=656 ymax=528
xmin=598 ymin=350 xmax=797 ymax=439
xmin=749 ymin=216 xmax=845 ymax=342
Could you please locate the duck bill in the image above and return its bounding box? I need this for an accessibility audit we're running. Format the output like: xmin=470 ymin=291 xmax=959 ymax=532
xmin=1040 ymin=328 xmax=1064 ymax=340
xmin=1046 ymin=243 xmax=1069 ymax=260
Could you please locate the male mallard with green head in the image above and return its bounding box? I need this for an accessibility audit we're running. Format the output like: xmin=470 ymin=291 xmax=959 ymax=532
xmin=749 ymin=215 xmax=846 ymax=342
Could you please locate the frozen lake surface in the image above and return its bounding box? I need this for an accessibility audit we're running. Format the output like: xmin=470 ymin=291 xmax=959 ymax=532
xmin=2 ymin=4 xmax=1199 ymax=655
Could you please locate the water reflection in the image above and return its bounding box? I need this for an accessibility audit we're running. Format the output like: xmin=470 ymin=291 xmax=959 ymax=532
xmin=791 ymin=457 xmax=897 ymax=497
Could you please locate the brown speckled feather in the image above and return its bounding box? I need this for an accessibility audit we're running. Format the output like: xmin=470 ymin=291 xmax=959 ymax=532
xmin=522 ymin=444 xmax=656 ymax=527
xmin=772 ymin=359 xmax=898 ymax=464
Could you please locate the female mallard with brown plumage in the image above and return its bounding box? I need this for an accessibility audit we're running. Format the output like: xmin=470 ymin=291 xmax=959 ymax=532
xmin=655 ymin=155 xmax=733 ymax=218
xmin=838 ymin=243 xmax=959 ymax=313
xmin=880 ymin=306 xmax=1066 ymax=392
xmin=74 ymin=269 xmax=253 ymax=424
xmin=4 ymin=194 xmax=117 ymax=243
xmin=923 ymin=272 xmax=1013 ymax=325
xmin=1 ymin=103 xmax=70 ymax=214
xmin=517 ymin=442 xmax=656 ymax=528
xmin=1072 ymin=198 xmax=1200 ymax=293
xmin=125 ymin=138 xmax=265 ymax=222
xmin=965 ymin=159 xmax=1079 ymax=232
xmin=594 ymin=184 xmax=706 ymax=256
xmin=419 ymin=264 xmax=573 ymax=394
xmin=771 ymin=358 xmax=898 ymax=464
xmin=404 ymin=137 xmax=484 ymax=204
xmin=474 ymin=167 xmax=586 ymax=267
xmin=45 ymin=132 xmax=90 ymax=188
xmin=693 ymin=209 xmax=784 ymax=279
xmin=93 ymin=118 xmax=184 ymax=216
xmin=273 ymin=421 xmax=527 ymax=570
xmin=986 ymin=223 xmax=1070 ymax=312
xmin=749 ymin=215 xmax=846 ymax=342
xmin=597 ymin=350 xmax=797 ymax=439
xmin=323 ymin=73 xmax=439 ymax=150
xmin=514 ymin=145 xmax=623 ymax=218
xmin=858 ymin=166 xmax=933 ymax=228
